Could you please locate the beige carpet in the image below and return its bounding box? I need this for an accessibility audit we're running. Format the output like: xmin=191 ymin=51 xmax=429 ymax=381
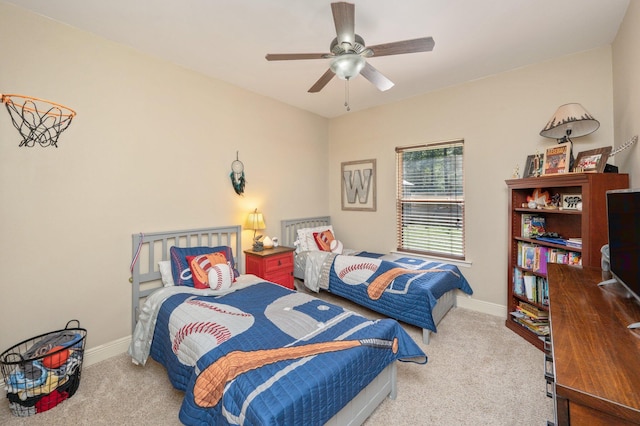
xmin=0 ymin=290 xmax=553 ymax=425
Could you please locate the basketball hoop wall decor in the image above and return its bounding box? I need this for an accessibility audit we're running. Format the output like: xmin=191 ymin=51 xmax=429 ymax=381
xmin=1 ymin=93 xmax=76 ymax=148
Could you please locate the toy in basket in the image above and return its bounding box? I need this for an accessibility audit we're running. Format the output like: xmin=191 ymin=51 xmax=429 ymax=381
xmin=1 ymin=320 xmax=86 ymax=417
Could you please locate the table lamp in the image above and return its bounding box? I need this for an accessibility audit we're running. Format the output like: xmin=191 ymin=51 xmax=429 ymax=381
xmin=540 ymin=103 xmax=600 ymax=170
xmin=245 ymin=209 xmax=266 ymax=251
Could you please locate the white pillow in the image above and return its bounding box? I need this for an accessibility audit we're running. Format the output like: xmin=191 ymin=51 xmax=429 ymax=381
xmin=208 ymin=262 xmax=235 ymax=290
xmin=296 ymin=225 xmax=334 ymax=252
xmin=158 ymin=260 xmax=175 ymax=287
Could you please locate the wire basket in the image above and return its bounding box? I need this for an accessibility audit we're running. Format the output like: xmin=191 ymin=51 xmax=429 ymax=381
xmin=1 ymin=320 xmax=86 ymax=417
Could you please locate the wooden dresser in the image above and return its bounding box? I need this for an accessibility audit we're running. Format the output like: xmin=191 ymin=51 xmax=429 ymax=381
xmin=547 ymin=264 xmax=640 ymax=425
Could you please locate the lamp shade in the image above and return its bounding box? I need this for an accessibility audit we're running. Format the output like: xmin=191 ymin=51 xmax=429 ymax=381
xmin=245 ymin=209 xmax=266 ymax=231
xmin=540 ymin=103 xmax=600 ymax=140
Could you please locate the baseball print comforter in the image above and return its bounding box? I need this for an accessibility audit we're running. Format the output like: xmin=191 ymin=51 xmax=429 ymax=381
xmin=129 ymin=282 xmax=426 ymax=425
xmin=320 ymin=254 xmax=473 ymax=332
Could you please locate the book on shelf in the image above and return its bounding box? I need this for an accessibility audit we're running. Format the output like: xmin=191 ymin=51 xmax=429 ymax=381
xmin=548 ymin=250 xmax=581 ymax=265
xmin=568 ymin=251 xmax=582 ymax=265
xmin=521 ymin=244 xmax=535 ymax=269
xmin=517 ymin=241 xmax=523 ymax=266
xmin=522 ymin=214 xmax=546 ymax=238
xmin=537 ymin=276 xmax=549 ymax=306
xmin=535 ymin=236 xmax=567 ymax=245
xmin=533 ymin=246 xmax=548 ymax=274
xmin=523 ymin=273 xmax=536 ymax=301
xmin=511 ymin=300 xmax=550 ymax=336
xmin=530 ymin=216 xmax=546 ymax=237
xmin=510 ymin=312 xmax=550 ymax=336
xmin=513 ymin=268 xmax=525 ymax=296
xmin=566 ymin=238 xmax=582 ymax=248
xmin=518 ymin=301 xmax=548 ymax=319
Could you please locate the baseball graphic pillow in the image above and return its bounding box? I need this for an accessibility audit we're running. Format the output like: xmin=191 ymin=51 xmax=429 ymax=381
xmin=208 ymin=262 xmax=235 ymax=290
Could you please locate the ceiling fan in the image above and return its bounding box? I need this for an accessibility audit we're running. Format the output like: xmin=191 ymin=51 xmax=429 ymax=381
xmin=265 ymin=2 xmax=435 ymax=94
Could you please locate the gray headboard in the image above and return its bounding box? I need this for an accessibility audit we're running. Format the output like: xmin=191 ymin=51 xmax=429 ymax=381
xmin=130 ymin=225 xmax=241 ymax=333
xmin=281 ymin=216 xmax=331 ymax=247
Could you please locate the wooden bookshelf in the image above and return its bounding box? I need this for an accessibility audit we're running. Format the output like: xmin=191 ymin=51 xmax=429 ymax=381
xmin=505 ymin=173 xmax=628 ymax=350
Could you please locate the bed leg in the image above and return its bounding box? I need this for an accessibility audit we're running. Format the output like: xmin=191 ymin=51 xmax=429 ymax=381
xmin=422 ymin=329 xmax=430 ymax=345
xmin=389 ymin=363 xmax=397 ymax=400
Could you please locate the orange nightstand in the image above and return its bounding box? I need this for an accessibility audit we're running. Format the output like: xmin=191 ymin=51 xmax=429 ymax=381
xmin=244 ymin=246 xmax=295 ymax=290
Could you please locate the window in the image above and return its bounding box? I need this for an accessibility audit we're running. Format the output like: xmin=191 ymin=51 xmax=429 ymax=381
xmin=396 ymin=140 xmax=465 ymax=260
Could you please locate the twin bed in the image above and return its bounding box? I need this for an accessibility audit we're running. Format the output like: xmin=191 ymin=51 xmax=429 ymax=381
xmin=281 ymin=217 xmax=473 ymax=345
xmin=128 ymin=225 xmax=427 ymax=426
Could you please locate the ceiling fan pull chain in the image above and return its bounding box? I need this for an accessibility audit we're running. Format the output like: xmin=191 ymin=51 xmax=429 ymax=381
xmin=344 ymin=78 xmax=351 ymax=112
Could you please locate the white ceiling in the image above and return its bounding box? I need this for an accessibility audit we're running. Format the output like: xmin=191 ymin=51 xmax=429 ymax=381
xmin=5 ymin=0 xmax=630 ymax=118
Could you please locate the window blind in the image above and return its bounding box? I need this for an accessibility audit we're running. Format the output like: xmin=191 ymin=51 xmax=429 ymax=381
xmin=396 ymin=140 xmax=465 ymax=260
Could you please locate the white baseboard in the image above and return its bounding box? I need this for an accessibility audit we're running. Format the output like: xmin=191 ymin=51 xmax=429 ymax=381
xmin=456 ymin=294 xmax=506 ymax=318
xmin=84 ymin=335 xmax=131 ymax=367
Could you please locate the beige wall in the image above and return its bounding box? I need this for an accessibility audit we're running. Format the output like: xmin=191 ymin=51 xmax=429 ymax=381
xmin=328 ymin=47 xmax=616 ymax=309
xmin=613 ymin=0 xmax=640 ymax=186
xmin=1 ymin=1 xmax=636 ymax=357
xmin=0 ymin=3 xmax=328 ymax=353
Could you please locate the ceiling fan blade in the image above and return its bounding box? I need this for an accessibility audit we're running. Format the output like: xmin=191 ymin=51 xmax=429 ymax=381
xmin=265 ymin=53 xmax=329 ymax=61
xmin=331 ymin=2 xmax=355 ymax=47
xmin=367 ymin=37 xmax=435 ymax=57
xmin=308 ymin=69 xmax=336 ymax=93
xmin=360 ymin=62 xmax=394 ymax=91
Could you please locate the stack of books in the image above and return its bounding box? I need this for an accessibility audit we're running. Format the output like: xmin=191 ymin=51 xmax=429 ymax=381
xmin=510 ymin=301 xmax=549 ymax=336
xmin=565 ymin=238 xmax=582 ymax=249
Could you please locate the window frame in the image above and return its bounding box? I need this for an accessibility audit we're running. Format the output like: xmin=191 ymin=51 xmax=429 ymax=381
xmin=395 ymin=139 xmax=466 ymax=261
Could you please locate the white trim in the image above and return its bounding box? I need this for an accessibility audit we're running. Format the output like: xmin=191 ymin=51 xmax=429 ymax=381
xmin=456 ymin=294 xmax=506 ymax=318
xmin=84 ymin=335 xmax=131 ymax=367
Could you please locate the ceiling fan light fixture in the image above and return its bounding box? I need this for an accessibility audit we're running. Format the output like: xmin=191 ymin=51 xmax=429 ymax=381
xmin=330 ymin=54 xmax=365 ymax=80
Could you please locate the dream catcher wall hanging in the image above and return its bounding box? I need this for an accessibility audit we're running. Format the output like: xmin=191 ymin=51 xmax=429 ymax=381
xmin=230 ymin=152 xmax=245 ymax=195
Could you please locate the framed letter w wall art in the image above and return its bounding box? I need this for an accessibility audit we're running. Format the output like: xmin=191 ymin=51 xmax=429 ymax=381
xmin=341 ymin=159 xmax=376 ymax=211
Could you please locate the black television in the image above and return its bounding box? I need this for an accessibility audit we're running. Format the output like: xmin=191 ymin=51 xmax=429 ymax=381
xmin=602 ymin=188 xmax=640 ymax=329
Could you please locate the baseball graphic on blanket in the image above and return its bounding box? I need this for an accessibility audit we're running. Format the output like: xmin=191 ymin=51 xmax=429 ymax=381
xmin=334 ymin=257 xmax=381 ymax=285
xmin=170 ymin=299 xmax=254 ymax=366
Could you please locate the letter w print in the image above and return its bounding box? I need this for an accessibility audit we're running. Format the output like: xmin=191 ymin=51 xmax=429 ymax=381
xmin=341 ymin=159 xmax=376 ymax=211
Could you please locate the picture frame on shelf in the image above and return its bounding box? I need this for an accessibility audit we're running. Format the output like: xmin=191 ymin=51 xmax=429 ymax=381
xmin=523 ymin=153 xmax=543 ymax=178
xmin=542 ymin=142 xmax=571 ymax=175
xmin=561 ymin=193 xmax=582 ymax=210
xmin=572 ymin=146 xmax=612 ymax=173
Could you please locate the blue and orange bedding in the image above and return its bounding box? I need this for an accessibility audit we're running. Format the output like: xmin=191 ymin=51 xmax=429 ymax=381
xmin=325 ymin=255 xmax=473 ymax=332
xmin=133 ymin=282 xmax=426 ymax=425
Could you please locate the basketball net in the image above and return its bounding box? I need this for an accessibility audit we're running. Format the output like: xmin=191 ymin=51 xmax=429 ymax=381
xmin=1 ymin=93 xmax=76 ymax=148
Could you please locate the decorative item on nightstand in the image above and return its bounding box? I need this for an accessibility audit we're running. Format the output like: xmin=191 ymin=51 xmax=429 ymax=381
xmin=245 ymin=208 xmax=266 ymax=251
xmin=262 ymin=236 xmax=274 ymax=249
xmin=539 ymin=103 xmax=600 ymax=171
